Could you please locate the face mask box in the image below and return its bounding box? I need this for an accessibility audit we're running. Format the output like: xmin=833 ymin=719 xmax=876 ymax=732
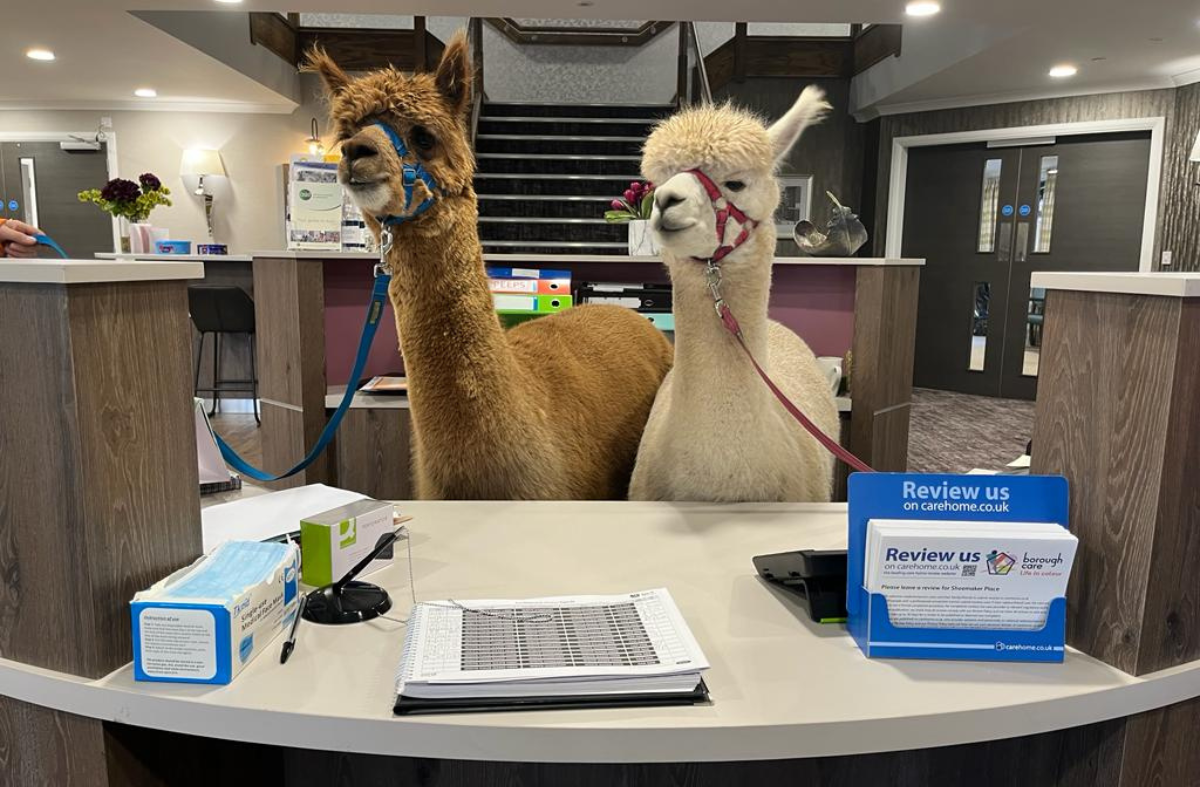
xmin=300 ymin=499 xmax=394 ymax=587
xmin=130 ymin=540 xmax=299 ymax=684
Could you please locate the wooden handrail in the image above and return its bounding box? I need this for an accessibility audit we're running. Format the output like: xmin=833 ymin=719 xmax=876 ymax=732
xmin=468 ymin=18 xmax=485 ymax=149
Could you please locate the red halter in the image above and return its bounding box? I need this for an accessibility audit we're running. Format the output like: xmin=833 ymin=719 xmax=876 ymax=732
xmin=683 ymin=169 xmax=875 ymax=474
xmin=686 ymin=169 xmax=759 ymax=263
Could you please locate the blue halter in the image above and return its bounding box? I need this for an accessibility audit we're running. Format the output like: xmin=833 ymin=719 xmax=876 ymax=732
xmin=372 ymin=121 xmax=438 ymax=225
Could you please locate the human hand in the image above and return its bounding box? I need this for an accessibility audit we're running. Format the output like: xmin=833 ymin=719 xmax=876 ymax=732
xmin=0 ymin=219 xmax=42 ymax=258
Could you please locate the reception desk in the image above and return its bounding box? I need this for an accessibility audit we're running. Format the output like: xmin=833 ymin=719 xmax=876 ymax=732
xmin=4 ymin=262 xmax=1200 ymax=785
xmin=253 ymin=252 xmax=922 ymax=497
xmin=5 ymin=500 xmax=1200 ymax=785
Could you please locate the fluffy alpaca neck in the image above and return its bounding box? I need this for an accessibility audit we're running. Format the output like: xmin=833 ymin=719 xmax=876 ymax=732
xmin=384 ymin=194 xmax=525 ymax=435
xmin=667 ymin=231 xmax=775 ymax=407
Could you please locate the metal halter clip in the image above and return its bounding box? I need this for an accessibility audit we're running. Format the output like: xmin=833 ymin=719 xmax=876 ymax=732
xmin=705 ymin=260 xmax=725 ymax=316
xmin=375 ymin=228 xmax=394 ymax=278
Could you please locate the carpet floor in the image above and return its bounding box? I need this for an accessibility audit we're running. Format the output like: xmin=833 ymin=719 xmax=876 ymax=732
xmin=906 ymin=387 xmax=1036 ymax=474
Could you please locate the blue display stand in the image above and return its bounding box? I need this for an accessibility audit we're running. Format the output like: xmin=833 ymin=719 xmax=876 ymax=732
xmin=847 ymin=473 xmax=1070 ymax=663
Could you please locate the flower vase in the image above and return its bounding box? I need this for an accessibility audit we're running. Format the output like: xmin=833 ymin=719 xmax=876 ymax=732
xmin=118 ymin=217 xmax=132 ymax=254
xmin=627 ymin=219 xmax=659 ymax=257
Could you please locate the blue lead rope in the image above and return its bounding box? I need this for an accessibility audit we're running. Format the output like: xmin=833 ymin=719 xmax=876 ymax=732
xmin=216 ymin=120 xmax=433 ymax=482
xmin=214 ymin=271 xmax=392 ymax=482
xmin=34 ymin=233 xmax=70 ymax=258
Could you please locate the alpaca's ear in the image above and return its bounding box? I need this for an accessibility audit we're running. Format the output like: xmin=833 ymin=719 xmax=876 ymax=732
xmin=435 ymin=29 xmax=473 ymax=117
xmin=767 ymin=85 xmax=831 ymax=162
xmin=303 ymin=47 xmax=351 ymax=96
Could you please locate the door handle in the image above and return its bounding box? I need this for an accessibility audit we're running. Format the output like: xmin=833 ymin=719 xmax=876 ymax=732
xmin=1015 ymin=222 xmax=1030 ymax=263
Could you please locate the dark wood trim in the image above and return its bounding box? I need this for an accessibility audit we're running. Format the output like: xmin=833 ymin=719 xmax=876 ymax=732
xmin=706 ymin=36 xmax=854 ymax=92
xmin=485 ymin=18 xmax=672 ymax=46
xmin=249 ymin=12 xmax=298 ymax=66
xmin=849 ymin=266 xmax=920 ymax=472
xmin=733 ymin=22 xmax=748 ymax=83
xmin=853 ymin=23 xmax=902 ymax=74
xmin=676 ymin=21 xmax=689 ymax=108
xmin=413 ymin=16 xmax=427 ymax=72
xmin=0 ymin=698 xmax=108 ymax=785
xmin=296 ymin=28 xmax=420 ymax=72
xmin=1032 ymin=291 xmax=1200 ymax=675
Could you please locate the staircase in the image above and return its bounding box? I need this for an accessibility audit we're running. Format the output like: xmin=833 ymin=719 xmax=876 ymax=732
xmin=473 ymin=102 xmax=674 ymax=255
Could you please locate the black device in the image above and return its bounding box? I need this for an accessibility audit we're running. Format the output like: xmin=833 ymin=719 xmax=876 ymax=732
xmin=752 ymin=549 xmax=848 ymax=623
xmin=575 ymin=282 xmax=673 ymax=312
xmin=303 ymin=530 xmax=400 ymax=625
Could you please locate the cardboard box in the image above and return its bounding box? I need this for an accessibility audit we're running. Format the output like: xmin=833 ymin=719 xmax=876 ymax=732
xmin=131 ymin=540 xmax=299 ymax=684
xmin=300 ymin=498 xmax=393 ymax=587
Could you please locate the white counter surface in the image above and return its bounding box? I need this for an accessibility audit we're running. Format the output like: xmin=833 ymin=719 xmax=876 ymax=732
xmin=1032 ymin=271 xmax=1200 ymax=298
xmin=0 ymin=258 xmax=204 ymax=284
xmin=1 ymin=500 xmax=1198 ymax=763
xmin=96 ymin=252 xmax=252 ymax=263
xmin=254 ymin=250 xmax=924 ymax=267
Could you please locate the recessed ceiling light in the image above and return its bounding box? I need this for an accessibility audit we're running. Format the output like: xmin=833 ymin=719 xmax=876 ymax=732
xmin=1048 ymin=64 xmax=1078 ymax=78
xmin=214 ymin=0 xmax=243 ymax=4
xmin=906 ymin=1 xmax=941 ymax=16
xmin=135 ymin=88 xmax=158 ymax=98
xmin=26 ymin=48 xmax=56 ymax=61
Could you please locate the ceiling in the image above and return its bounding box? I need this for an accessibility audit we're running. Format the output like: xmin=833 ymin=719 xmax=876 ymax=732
xmin=6 ymin=0 xmax=1200 ymax=114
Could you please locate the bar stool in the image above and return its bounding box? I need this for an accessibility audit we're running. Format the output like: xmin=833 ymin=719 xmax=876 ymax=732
xmin=188 ymin=285 xmax=260 ymax=425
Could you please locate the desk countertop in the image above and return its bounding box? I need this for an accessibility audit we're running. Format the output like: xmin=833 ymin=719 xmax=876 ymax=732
xmin=96 ymin=252 xmax=253 ymax=263
xmin=2 ymin=501 xmax=1198 ymax=763
xmin=254 ymin=251 xmax=925 ymax=267
xmin=0 ymin=258 xmax=205 ymax=284
xmin=1032 ymin=271 xmax=1200 ymax=298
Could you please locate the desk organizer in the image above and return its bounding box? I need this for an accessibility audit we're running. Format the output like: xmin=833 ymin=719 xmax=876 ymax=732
xmin=847 ymin=473 xmax=1070 ymax=663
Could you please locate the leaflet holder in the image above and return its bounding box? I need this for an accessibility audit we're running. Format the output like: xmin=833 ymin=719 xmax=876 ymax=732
xmin=847 ymin=473 xmax=1070 ymax=663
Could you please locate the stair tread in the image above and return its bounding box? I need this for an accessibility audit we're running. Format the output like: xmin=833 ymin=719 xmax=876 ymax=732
xmin=476 ymin=153 xmax=642 ymax=160
xmin=477 ymin=134 xmax=646 ymax=142
xmin=480 ymin=116 xmax=658 ymax=124
xmin=479 ymin=217 xmax=610 ymax=224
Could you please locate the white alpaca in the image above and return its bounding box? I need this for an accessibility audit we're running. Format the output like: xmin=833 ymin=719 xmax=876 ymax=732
xmin=629 ymin=87 xmax=839 ymax=503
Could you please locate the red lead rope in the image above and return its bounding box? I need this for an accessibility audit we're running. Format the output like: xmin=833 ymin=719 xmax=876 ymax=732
xmin=718 ymin=302 xmax=875 ymax=474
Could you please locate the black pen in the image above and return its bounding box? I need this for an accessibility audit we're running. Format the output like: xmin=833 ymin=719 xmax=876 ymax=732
xmin=280 ymin=594 xmax=308 ymax=664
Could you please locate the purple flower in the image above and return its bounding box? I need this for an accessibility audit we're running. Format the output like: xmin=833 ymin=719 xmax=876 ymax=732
xmin=138 ymin=173 xmax=162 ymax=192
xmin=611 ymin=199 xmax=624 ymax=210
xmin=100 ymin=178 xmax=141 ymax=204
xmin=623 ymin=189 xmax=637 ymax=203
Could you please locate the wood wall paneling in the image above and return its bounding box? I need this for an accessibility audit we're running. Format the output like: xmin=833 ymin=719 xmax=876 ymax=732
xmin=0 ymin=698 xmax=109 ymax=787
xmin=254 ymin=257 xmax=331 ymax=490
xmin=334 ymin=408 xmax=413 ymax=501
xmin=1158 ymin=82 xmax=1200 ymax=271
xmin=1136 ymin=298 xmax=1200 ymax=673
xmin=850 ymin=266 xmax=920 ymax=471
xmin=706 ymin=37 xmax=853 ymax=93
xmin=0 ymin=282 xmax=201 ymax=679
xmin=1030 ymin=290 xmax=1200 ymax=676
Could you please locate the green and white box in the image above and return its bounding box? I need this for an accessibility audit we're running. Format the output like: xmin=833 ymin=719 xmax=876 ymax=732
xmin=300 ymin=499 xmax=394 ymax=586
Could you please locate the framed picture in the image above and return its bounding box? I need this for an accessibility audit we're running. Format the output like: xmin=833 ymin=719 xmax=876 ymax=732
xmin=775 ymin=175 xmax=814 ymax=238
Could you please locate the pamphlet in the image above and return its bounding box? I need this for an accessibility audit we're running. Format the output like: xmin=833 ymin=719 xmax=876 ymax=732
xmin=866 ymin=519 xmax=1077 ymax=630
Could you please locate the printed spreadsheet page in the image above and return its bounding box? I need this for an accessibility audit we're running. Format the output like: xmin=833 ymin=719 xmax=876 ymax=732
xmin=397 ymin=588 xmax=709 ymax=685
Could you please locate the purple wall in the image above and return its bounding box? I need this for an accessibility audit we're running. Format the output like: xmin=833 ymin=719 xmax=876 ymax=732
xmin=321 ymin=259 xmax=857 ymax=385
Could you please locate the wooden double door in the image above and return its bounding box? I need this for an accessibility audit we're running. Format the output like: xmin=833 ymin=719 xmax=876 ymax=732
xmin=902 ymin=132 xmax=1150 ymax=399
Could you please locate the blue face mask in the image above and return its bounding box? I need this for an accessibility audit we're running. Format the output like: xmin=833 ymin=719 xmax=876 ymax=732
xmin=371 ymin=121 xmax=438 ymax=226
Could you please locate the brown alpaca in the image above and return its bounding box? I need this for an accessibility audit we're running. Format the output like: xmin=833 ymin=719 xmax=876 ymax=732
xmin=307 ymin=33 xmax=672 ymax=500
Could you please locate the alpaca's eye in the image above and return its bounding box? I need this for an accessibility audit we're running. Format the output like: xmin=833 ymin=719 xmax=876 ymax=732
xmin=411 ymin=127 xmax=436 ymax=152
xmin=724 ymin=180 xmax=746 ymax=192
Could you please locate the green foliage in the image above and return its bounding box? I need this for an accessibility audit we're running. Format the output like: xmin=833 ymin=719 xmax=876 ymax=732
xmin=78 ymin=180 xmax=172 ymax=223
